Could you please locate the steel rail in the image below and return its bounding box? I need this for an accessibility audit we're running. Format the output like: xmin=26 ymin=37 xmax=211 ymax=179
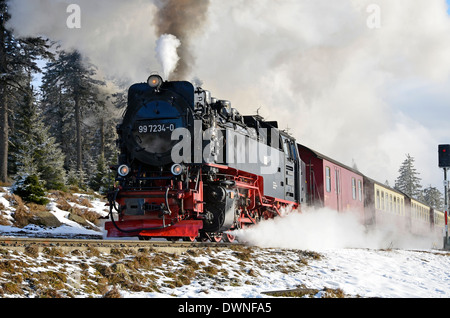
xmin=0 ymin=237 xmax=239 ymax=254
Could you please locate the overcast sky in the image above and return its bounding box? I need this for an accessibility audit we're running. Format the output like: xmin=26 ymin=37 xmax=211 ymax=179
xmin=7 ymin=0 xmax=450 ymax=193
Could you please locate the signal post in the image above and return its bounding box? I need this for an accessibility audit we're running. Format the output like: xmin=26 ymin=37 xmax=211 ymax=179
xmin=444 ymin=168 xmax=448 ymax=249
xmin=439 ymin=145 xmax=450 ymax=249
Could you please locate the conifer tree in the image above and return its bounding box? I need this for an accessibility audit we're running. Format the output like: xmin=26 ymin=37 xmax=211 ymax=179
xmin=11 ymin=83 xmax=66 ymax=191
xmin=89 ymin=153 xmax=114 ymax=194
xmin=0 ymin=0 xmax=53 ymax=183
xmin=0 ymin=0 xmax=9 ymax=183
xmin=422 ymin=186 xmax=444 ymax=210
xmin=86 ymin=89 xmax=123 ymax=192
xmin=41 ymin=59 xmax=73 ymax=170
xmin=40 ymin=50 xmax=105 ymax=185
xmin=394 ymin=154 xmax=423 ymax=199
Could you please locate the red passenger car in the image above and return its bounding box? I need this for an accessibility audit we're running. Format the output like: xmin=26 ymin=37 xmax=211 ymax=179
xmin=297 ymin=145 xmax=365 ymax=221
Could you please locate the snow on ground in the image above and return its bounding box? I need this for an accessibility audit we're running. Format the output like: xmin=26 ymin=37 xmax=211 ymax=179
xmin=301 ymin=248 xmax=449 ymax=298
xmin=0 ymin=186 xmax=449 ymax=298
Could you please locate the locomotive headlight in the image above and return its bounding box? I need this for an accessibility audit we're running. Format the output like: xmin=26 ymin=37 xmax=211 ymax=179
xmin=171 ymin=164 xmax=184 ymax=176
xmin=118 ymin=165 xmax=130 ymax=177
xmin=147 ymin=74 xmax=163 ymax=90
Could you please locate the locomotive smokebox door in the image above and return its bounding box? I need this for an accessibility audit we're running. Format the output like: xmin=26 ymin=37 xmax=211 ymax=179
xmin=439 ymin=145 xmax=450 ymax=168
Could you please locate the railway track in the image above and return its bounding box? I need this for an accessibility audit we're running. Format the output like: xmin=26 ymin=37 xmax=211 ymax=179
xmin=0 ymin=237 xmax=237 ymax=255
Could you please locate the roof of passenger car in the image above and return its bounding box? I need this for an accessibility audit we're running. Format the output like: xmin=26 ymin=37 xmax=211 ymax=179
xmin=297 ymin=144 xmax=363 ymax=176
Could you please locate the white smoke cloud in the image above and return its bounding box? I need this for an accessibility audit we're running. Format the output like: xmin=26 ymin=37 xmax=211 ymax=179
xmin=155 ymin=34 xmax=181 ymax=80
xmin=6 ymin=0 xmax=450 ymax=188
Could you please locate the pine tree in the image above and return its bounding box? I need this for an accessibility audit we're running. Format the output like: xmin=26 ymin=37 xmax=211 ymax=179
xmin=11 ymin=83 xmax=66 ymax=191
xmin=40 ymin=59 xmax=73 ymax=170
xmin=394 ymin=154 xmax=423 ymax=199
xmin=40 ymin=50 xmax=105 ymax=183
xmin=14 ymin=174 xmax=49 ymax=205
xmin=422 ymin=186 xmax=444 ymax=210
xmin=0 ymin=0 xmax=9 ymax=183
xmin=0 ymin=0 xmax=53 ymax=183
xmin=89 ymin=153 xmax=114 ymax=194
xmin=85 ymin=89 xmax=123 ymax=191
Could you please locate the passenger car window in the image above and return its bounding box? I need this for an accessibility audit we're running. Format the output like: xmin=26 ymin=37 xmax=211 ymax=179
xmin=352 ymin=178 xmax=357 ymax=200
xmin=376 ymin=190 xmax=380 ymax=209
xmin=326 ymin=167 xmax=331 ymax=193
xmin=358 ymin=180 xmax=362 ymax=201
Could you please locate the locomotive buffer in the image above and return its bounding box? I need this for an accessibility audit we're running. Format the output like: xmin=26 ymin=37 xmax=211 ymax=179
xmin=439 ymin=144 xmax=450 ymax=249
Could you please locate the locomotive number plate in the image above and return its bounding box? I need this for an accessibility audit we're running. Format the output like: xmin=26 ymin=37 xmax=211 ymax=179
xmin=137 ymin=123 xmax=176 ymax=134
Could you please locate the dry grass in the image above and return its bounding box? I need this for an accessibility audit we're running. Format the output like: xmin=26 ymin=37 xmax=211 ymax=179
xmin=43 ymin=247 xmax=66 ymax=258
xmin=50 ymin=190 xmax=94 ymax=207
xmin=0 ymin=215 xmax=10 ymax=226
xmin=2 ymin=194 xmax=52 ymax=228
xmin=103 ymin=286 xmax=122 ymax=298
xmin=203 ymin=265 xmax=218 ymax=276
xmin=55 ymin=197 xmax=71 ymax=211
xmin=231 ymin=245 xmax=253 ymax=262
xmin=24 ymin=245 xmax=39 ymax=258
xmin=0 ymin=181 xmax=12 ymax=188
xmin=1 ymin=282 xmax=23 ymax=295
xmin=322 ymin=287 xmax=346 ymax=298
xmin=299 ymin=250 xmax=322 ymax=260
xmin=38 ymin=288 xmax=64 ymax=298
xmin=262 ymin=286 xmax=347 ymax=298
xmin=26 ymin=203 xmax=48 ymax=213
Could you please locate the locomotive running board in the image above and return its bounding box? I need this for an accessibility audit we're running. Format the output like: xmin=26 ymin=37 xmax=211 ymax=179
xmin=105 ymin=219 xmax=203 ymax=239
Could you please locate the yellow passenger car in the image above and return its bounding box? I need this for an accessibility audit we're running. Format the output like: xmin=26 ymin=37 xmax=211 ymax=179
xmin=363 ymin=177 xmax=408 ymax=233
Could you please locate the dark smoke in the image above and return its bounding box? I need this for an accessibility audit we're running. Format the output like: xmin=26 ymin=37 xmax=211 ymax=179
xmin=154 ymin=0 xmax=210 ymax=80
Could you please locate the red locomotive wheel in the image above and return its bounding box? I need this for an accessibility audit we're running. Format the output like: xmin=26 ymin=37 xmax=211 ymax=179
xmin=211 ymin=234 xmax=223 ymax=243
xmin=223 ymin=233 xmax=236 ymax=243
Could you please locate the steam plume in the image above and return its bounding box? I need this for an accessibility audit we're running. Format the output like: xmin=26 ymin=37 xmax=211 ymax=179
xmin=154 ymin=0 xmax=210 ymax=80
xmin=233 ymin=206 xmax=441 ymax=251
xmin=155 ymin=34 xmax=181 ymax=80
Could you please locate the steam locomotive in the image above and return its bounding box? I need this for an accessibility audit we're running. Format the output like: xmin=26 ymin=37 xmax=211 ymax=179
xmin=105 ymin=74 xmax=305 ymax=241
